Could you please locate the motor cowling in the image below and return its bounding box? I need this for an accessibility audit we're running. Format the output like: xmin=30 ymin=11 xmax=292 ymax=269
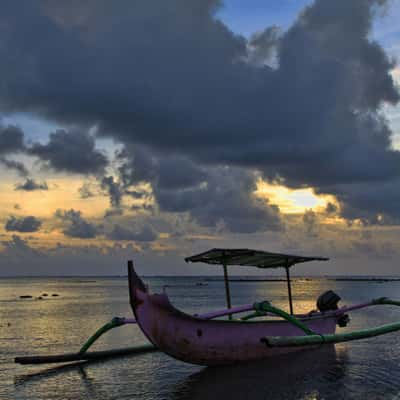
xmin=317 ymin=290 xmax=341 ymax=312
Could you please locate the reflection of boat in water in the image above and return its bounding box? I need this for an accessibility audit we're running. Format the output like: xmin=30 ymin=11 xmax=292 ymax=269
xmin=129 ymin=248 xmax=400 ymax=366
xmin=170 ymin=346 xmax=347 ymax=400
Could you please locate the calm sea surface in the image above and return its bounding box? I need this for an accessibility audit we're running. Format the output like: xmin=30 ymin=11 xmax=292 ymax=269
xmin=2 ymin=276 xmax=400 ymax=400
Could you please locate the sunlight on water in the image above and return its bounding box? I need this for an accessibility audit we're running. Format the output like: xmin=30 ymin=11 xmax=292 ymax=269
xmin=2 ymin=276 xmax=400 ymax=399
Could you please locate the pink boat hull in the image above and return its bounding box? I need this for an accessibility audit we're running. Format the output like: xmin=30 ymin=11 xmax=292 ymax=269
xmin=129 ymin=266 xmax=338 ymax=366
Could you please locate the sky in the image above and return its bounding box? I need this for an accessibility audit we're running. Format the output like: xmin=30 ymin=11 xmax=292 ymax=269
xmin=0 ymin=0 xmax=400 ymax=276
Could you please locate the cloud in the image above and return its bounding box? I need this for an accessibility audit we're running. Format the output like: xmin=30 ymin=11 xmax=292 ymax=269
xmin=107 ymin=224 xmax=157 ymax=242
xmin=0 ymin=124 xmax=27 ymax=174
xmin=325 ymin=202 xmax=338 ymax=215
xmin=15 ymin=178 xmax=48 ymax=191
xmin=5 ymin=216 xmax=42 ymax=232
xmin=29 ymin=129 xmax=108 ymax=174
xmin=101 ymin=175 xmax=123 ymax=209
xmin=0 ymin=158 xmax=28 ymax=176
xmin=0 ymin=0 xmax=398 ymax=225
xmin=351 ymin=239 xmax=395 ymax=259
xmin=0 ymin=235 xmax=43 ymax=258
xmin=104 ymin=208 xmax=124 ymax=218
xmin=0 ymin=239 xmax=183 ymax=276
xmin=55 ymin=209 xmax=99 ymax=238
xmin=154 ymin=167 xmax=282 ymax=233
xmin=78 ymin=182 xmax=95 ymax=198
xmin=323 ymin=179 xmax=400 ymax=224
xmin=117 ymin=146 xmax=157 ymax=186
xmin=247 ymin=25 xmax=280 ymax=67
xmin=0 ymin=124 xmax=25 ymax=155
xmin=114 ymin=146 xmax=283 ymax=233
xmin=155 ymin=157 xmax=208 ymax=190
xmin=303 ymin=209 xmax=318 ymax=237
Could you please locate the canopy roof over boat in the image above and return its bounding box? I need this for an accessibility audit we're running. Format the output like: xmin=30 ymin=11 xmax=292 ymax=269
xmin=185 ymin=248 xmax=329 ymax=269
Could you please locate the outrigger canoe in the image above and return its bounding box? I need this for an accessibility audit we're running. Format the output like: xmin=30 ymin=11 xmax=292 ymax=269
xmin=129 ymin=248 xmax=351 ymax=366
xmin=15 ymin=247 xmax=400 ymax=367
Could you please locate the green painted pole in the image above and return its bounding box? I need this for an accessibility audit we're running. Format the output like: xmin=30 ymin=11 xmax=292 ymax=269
xmin=263 ymin=320 xmax=400 ymax=347
xmin=254 ymin=301 xmax=316 ymax=335
xmin=79 ymin=317 xmax=125 ymax=354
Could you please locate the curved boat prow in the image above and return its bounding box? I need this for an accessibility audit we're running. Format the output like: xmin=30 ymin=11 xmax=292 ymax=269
xmin=128 ymin=260 xmax=147 ymax=307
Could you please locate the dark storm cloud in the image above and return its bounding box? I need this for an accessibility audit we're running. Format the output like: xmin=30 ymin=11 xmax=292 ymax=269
xmin=0 ymin=124 xmax=27 ymax=174
xmin=117 ymin=146 xmax=157 ymax=186
xmin=0 ymin=0 xmax=399 ymax=224
xmin=117 ymin=147 xmax=208 ymax=195
xmin=0 ymin=124 xmax=25 ymax=155
xmin=5 ymin=216 xmax=42 ymax=232
xmin=319 ymin=180 xmax=400 ymax=224
xmin=0 ymin=158 xmax=28 ymax=176
xmin=154 ymin=167 xmax=282 ymax=233
xmin=107 ymin=224 xmax=157 ymax=242
xmin=101 ymin=176 xmax=123 ymax=209
xmin=55 ymin=209 xmax=99 ymax=238
xmin=155 ymin=157 xmax=208 ymax=190
xmin=29 ymin=129 xmax=108 ymax=174
xmin=15 ymin=178 xmax=48 ymax=191
xmin=116 ymin=146 xmax=282 ymax=232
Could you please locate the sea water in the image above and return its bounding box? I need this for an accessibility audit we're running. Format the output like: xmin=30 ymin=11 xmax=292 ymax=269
xmin=1 ymin=276 xmax=400 ymax=400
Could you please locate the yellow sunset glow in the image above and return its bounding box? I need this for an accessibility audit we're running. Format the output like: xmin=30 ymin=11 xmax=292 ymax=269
xmin=256 ymin=180 xmax=335 ymax=214
xmin=0 ymin=178 xmax=108 ymax=219
xmin=391 ymin=67 xmax=400 ymax=82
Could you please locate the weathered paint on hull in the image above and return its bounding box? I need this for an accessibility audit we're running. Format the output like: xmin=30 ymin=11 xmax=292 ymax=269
xmin=129 ymin=267 xmax=337 ymax=366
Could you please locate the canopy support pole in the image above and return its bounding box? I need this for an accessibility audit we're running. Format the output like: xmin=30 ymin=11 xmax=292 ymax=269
xmin=222 ymin=263 xmax=232 ymax=320
xmin=285 ymin=260 xmax=294 ymax=315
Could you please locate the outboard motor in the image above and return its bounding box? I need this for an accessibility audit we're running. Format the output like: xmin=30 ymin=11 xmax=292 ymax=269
xmin=317 ymin=290 xmax=349 ymax=327
xmin=317 ymin=290 xmax=341 ymax=311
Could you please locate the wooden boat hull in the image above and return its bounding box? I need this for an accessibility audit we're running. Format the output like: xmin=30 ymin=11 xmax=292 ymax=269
xmin=128 ymin=266 xmax=338 ymax=366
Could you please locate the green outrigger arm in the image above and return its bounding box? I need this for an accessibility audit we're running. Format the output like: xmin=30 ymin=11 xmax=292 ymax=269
xmin=15 ymin=317 xmax=156 ymax=365
xmin=251 ymin=301 xmax=316 ymax=335
xmin=79 ymin=317 xmax=126 ymax=354
xmin=263 ymin=320 xmax=400 ymax=347
xmin=263 ymin=297 xmax=400 ymax=348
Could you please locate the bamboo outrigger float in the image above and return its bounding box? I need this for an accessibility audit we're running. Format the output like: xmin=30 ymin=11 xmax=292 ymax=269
xmin=15 ymin=248 xmax=400 ymax=366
